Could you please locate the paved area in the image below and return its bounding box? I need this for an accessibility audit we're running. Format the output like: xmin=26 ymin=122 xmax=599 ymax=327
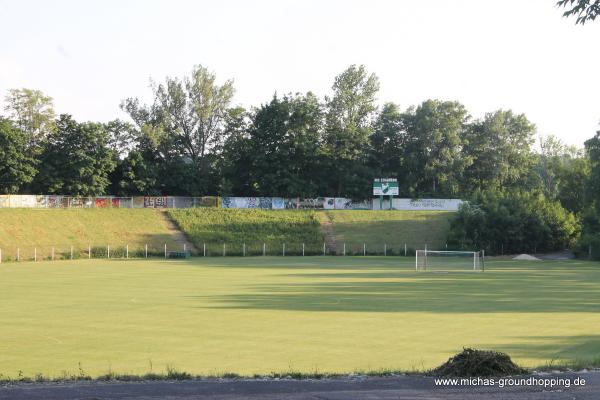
xmin=1 ymin=372 xmax=598 ymax=400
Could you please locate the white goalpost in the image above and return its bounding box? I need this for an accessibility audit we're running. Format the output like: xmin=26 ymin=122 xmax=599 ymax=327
xmin=416 ymin=249 xmax=485 ymax=272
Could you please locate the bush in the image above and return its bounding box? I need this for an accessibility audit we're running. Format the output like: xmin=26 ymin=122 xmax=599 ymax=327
xmin=448 ymin=190 xmax=579 ymax=255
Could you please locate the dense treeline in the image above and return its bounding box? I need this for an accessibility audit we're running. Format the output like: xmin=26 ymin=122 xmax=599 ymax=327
xmin=0 ymin=65 xmax=591 ymax=200
xmin=1 ymin=64 xmax=599 ymax=256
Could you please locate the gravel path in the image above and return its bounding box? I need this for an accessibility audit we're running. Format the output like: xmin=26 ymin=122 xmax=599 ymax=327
xmin=158 ymin=210 xmax=197 ymax=254
xmin=1 ymin=372 xmax=598 ymax=400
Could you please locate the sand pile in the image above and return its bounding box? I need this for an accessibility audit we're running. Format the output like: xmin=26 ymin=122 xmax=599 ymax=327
xmin=513 ymin=254 xmax=541 ymax=260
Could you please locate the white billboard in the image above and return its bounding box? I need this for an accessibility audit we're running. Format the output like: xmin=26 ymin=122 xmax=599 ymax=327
xmin=373 ymin=198 xmax=463 ymax=211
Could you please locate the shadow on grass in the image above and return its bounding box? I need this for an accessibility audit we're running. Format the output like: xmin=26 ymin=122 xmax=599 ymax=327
xmin=188 ymin=261 xmax=600 ymax=313
xmin=482 ymin=335 xmax=600 ymax=366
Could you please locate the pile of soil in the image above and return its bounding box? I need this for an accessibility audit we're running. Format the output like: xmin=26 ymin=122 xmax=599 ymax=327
xmin=513 ymin=254 xmax=541 ymax=260
xmin=431 ymin=348 xmax=528 ymax=377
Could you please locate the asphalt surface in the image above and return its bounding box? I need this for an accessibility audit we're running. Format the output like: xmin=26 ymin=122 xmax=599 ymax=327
xmin=0 ymin=372 xmax=598 ymax=400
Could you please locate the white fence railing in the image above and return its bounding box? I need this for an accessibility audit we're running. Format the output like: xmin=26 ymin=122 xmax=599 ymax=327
xmin=0 ymin=242 xmax=460 ymax=263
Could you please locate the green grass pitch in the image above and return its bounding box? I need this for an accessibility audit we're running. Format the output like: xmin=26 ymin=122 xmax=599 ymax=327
xmin=0 ymin=256 xmax=599 ymax=378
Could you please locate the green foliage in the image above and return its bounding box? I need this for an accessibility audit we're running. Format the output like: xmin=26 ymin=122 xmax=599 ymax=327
xmin=242 ymin=93 xmax=324 ymax=197
xmin=3 ymin=88 xmax=55 ymax=154
xmin=585 ymin=131 xmax=600 ymax=207
xmin=323 ymin=64 xmax=379 ymax=197
xmin=537 ymin=135 xmax=589 ymax=214
xmin=120 ymin=64 xmax=234 ymax=195
xmin=369 ymin=102 xmax=404 ymax=178
xmin=401 ymin=100 xmax=470 ymax=196
xmin=557 ymin=0 xmax=600 ymax=24
xmin=111 ymin=150 xmax=160 ymax=195
xmin=0 ymin=118 xmax=37 ymax=193
xmin=168 ymin=208 xmax=324 ymax=246
xmin=462 ymin=110 xmax=536 ymax=194
xmin=448 ymin=190 xmax=580 ymax=254
xmin=32 ymin=115 xmax=116 ymax=196
xmin=219 ymin=106 xmax=253 ymax=196
xmin=576 ymin=131 xmax=600 ymax=259
xmin=0 ymin=66 xmax=594 ymax=205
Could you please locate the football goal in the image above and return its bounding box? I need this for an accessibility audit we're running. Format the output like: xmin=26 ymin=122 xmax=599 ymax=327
xmin=416 ymin=250 xmax=484 ymax=272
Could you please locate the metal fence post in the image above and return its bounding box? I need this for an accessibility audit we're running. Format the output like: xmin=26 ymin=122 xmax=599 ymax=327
xmin=34 ymin=247 xmax=37 ymax=262
xmin=363 ymin=243 xmax=366 ymax=256
xmin=404 ymin=243 xmax=407 ymax=256
xmin=88 ymin=244 xmax=91 ymax=259
xmin=52 ymin=246 xmax=55 ymax=261
xmin=263 ymin=243 xmax=266 ymax=256
xmin=302 ymin=243 xmax=305 ymax=256
xmin=164 ymin=243 xmax=167 ymax=259
xmin=17 ymin=247 xmax=20 ymax=262
xmin=243 ymin=243 xmax=246 ymax=257
xmin=145 ymin=244 xmax=148 ymax=258
xmin=126 ymin=244 xmax=129 ymax=259
xmin=183 ymin=243 xmax=186 ymax=253
xmin=343 ymin=243 xmax=346 ymax=256
xmin=107 ymin=245 xmax=110 ymax=259
xmin=223 ymin=243 xmax=226 ymax=257
xmin=203 ymin=243 xmax=206 ymax=257
xmin=323 ymin=242 xmax=326 ymax=256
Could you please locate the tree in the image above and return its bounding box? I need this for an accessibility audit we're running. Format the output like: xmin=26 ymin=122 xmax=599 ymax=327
xmin=576 ymin=128 xmax=600 ymax=259
xmin=242 ymin=93 xmax=324 ymax=197
xmin=585 ymin=129 xmax=600 ymax=205
xmin=369 ymin=102 xmax=405 ymax=179
xmin=538 ymin=135 xmax=589 ymax=214
xmin=323 ymin=65 xmax=379 ymax=197
xmin=110 ymin=150 xmax=161 ymax=196
xmin=448 ymin=189 xmax=579 ymax=254
xmin=557 ymin=0 xmax=600 ymax=24
xmin=0 ymin=118 xmax=37 ymax=193
xmin=105 ymin=119 xmax=136 ymax=158
xmin=3 ymin=88 xmax=55 ymax=154
xmin=33 ymin=115 xmax=116 ymax=196
xmin=462 ymin=110 xmax=536 ymax=194
xmin=121 ymin=65 xmax=235 ymax=195
xmin=402 ymin=100 xmax=470 ymax=196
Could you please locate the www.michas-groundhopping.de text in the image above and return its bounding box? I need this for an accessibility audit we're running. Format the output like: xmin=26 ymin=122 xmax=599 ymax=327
xmin=435 ymin=376 xmax=586 ymax=388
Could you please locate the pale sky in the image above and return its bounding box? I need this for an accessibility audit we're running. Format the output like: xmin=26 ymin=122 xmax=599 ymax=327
xmin=1 ymin=0 xmax=599 ymax=146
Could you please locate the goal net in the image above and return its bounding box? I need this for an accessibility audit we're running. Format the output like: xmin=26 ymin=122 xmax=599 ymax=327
xmin=416 ymin=250 xmax=484 ymax=272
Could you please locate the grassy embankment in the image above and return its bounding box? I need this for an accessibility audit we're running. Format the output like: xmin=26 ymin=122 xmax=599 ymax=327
xmin=0 ymin=209 xmax=179 ymax=260
xmin=168 ymin=209 xmax=455 ymax=255
xmin=321 ymin=210 xmax=454 ymax=254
